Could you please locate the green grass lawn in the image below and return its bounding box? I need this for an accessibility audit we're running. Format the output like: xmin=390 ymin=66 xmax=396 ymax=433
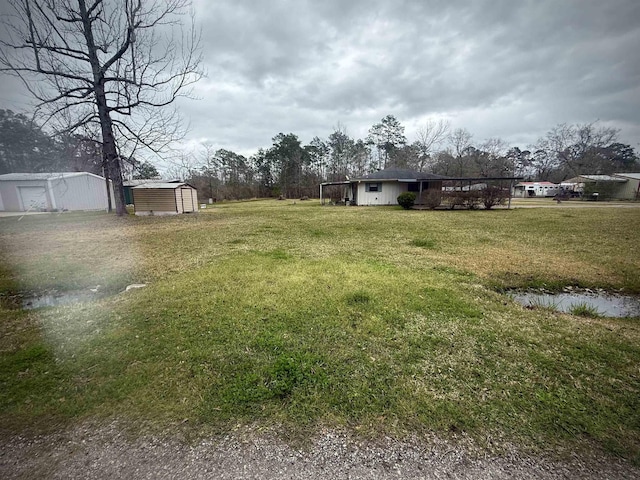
xmin=1 ymin=201 xmax=639 ymax=460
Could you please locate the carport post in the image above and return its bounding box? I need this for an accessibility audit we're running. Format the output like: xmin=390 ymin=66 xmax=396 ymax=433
xmin=508 ymin=179 xmax=513 ymax=209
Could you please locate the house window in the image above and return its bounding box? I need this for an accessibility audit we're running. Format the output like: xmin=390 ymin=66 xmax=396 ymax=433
xmin=407 ymin=182 xmax=420 ymax=192
xmin=366 ymin=182 xmax=382 ymax=192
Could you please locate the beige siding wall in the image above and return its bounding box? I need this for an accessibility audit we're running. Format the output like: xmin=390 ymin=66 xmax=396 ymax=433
xmin=181 ymin=188 xmax=194 ymax=212
xmin=356 ymin=181 xmax=405 ymax=205
xmin=133 ymin=186 xmax=198 ymax=215
xmin=192 ymin=188 xmax=199 ymax=210
xmin=133 ymin=189 xmax=178 ymax=214
xmin=175 ymin=189 xmax=183 ymax=213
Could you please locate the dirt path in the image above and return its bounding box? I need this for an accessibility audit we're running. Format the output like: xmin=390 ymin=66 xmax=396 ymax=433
xmin=2 ymin=424 xmax=638 ymax=479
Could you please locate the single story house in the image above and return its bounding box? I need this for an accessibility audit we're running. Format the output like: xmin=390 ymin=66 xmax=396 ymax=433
xmin=132 ymin=182 xmax=198 ymax=215
xmin=320 ymin=168 xmax=521 ymax=207
xmin=563 ymin=173 xmax=640 ymax=200
xmin=320 ymin=168 xmax=448 ymax=206
xmin=0 ymin=172 xmax=114 ymax=212
xmin=512 ymin=182 xmax=561 ymax=198
xmin=123 ymin=179 xmax=181 ymax=204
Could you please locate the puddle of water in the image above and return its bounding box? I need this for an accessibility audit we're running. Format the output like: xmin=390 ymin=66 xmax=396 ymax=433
xmin=511 ymin=291 xmax=640 ymax=318
xmin=22 ymin=291 xmax=99 ymax=310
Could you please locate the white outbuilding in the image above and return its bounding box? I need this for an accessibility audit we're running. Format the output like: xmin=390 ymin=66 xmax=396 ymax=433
xmin=512 ymin=181 xmax=561 ymax=198
xmin=0 ymin=172 xmax=115 ymax=212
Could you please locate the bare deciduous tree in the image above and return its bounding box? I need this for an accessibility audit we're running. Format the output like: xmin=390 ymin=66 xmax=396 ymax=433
xmin=413 ymin=119 xmax=449 ymax=171
xmin=448 ymin=128 xmax=473 ymax=176
xmin=531 ymin=122 xmax=620 ymax=179
xmin=0 ymin=0 xmax=202 ymax=215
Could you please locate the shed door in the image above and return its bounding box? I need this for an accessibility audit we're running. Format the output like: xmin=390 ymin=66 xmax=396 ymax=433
xmin=181 ymin=188 xmax=194 ymax=212
xmin=19 ymin=186 xmax=47 ymax=211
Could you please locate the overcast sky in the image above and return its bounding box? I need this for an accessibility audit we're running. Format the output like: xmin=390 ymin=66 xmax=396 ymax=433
xmin=1 ymin=0 xmax=639 ymax=159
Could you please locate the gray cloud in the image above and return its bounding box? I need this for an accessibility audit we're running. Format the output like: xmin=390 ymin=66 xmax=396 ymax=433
xmin=2 ymin=0 xmax=639 ymax=158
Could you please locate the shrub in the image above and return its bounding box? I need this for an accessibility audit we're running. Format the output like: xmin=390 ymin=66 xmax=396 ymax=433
xmin=397 ymin=191 xmax=417 ymax=209
xmin=481 ymin=185 xmax=509 ymax=209
xmin=422 ymin=190 xmax=442 ymax=209
xmin=442 ymin=190 xmax=480 ymax=210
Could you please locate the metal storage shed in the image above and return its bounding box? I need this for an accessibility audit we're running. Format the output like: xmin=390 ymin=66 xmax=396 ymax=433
xmin=132 ymin=182 xmax=198 ymax=216
xmin=123 ymin=179 xmax=181 ymax=204
xmin=0 ymin=172 xmax=114 ymax=212
xmin=564 ymin=174 xmax=640 ymax=200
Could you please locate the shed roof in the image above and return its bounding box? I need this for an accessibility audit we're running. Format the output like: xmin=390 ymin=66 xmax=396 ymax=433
xmin=0 ymin=172 xmax=105 ymax=181
xmin=132 ymin=182 xmax=194 ymax=189
xmin=123 ymin=179 xmax=180 ymax=187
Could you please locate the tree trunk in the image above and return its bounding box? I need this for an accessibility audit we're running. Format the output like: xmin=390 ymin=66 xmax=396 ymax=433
xmin=78 ymin=0 xmax=126 ymax=215
xmin=91 ymin=79 xmax=126 ymax=215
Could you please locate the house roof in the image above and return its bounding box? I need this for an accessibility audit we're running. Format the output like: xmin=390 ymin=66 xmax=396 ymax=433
xmin=357 ymin=168 xmax=449 ymax=181
xmin=132 ymin=182 xmax=194 ymax=189
xmin=0 ymin=172 xmax=105 ymax=181
xmin=320 ymin=169 xmax=522 ymax=186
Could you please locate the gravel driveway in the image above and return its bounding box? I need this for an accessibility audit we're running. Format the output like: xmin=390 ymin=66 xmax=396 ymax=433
xmin=2 ymin=423 xmax=638 ymax=479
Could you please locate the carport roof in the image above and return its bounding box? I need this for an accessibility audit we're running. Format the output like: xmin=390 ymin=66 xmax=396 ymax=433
xmin=567 ymin=175 xmax=627 ymax=183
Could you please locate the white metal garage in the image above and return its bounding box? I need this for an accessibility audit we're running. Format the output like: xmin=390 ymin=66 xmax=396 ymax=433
xmin=18 ymin=186 xmax=48 ymax=210
xmin=0 ymin=172 xmax=115 ymax=212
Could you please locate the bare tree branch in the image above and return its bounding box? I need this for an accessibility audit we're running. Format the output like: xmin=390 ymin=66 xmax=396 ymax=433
xmin=0 ymin=0 xmax=203 ymax=215
xmin=414 ymin=119 xmax=450 ymax=171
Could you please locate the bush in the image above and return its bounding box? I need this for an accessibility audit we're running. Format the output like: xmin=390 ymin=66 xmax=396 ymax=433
xmin=422 ymin=190 xmax=442 ymax=209
xmin=481 ymin=185 xmax=509 ymax=209
xmin=442 ymin=190 xmax=480 ymax=209
xmin=397 ymin=192 xmax=417 ymax=209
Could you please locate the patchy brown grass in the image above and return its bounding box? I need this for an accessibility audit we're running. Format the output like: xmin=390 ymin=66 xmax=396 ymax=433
xmin=1 ymin=201 xmax=639 ymax=461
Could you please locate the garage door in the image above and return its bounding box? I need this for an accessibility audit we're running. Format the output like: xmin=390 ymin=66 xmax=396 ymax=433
xmin=19 ymin=186 xmax=47 ymax=211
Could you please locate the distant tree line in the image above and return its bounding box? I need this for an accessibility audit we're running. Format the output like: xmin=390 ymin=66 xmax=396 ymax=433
xmin=175 ymin=117 xmax=639 ymax=201
xmin=0 ymin=109 xmax=159 ymax=179
xmin=2 ymin=108 xmax=638 ymax=200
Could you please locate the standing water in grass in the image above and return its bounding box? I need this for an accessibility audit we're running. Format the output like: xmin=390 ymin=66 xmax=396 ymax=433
xmin=511 ymin=291 xmax=640 ymax=318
